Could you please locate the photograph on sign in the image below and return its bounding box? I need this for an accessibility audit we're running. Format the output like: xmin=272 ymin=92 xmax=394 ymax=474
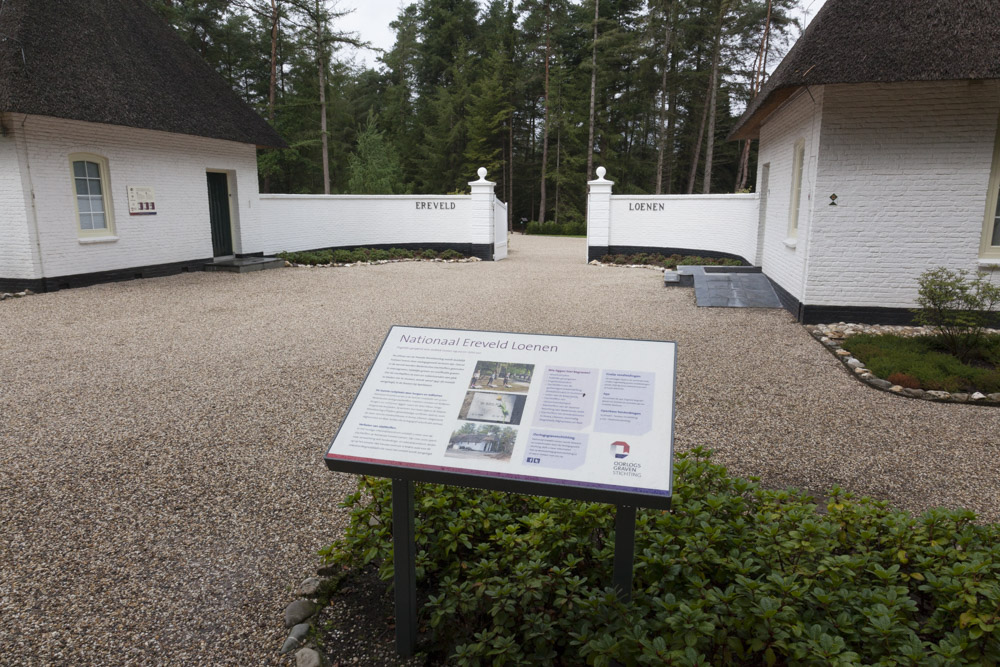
xmin=458 ymin=391 xmax=526 ymax=424
xmin=325 ymin=326 xmax=676 ymax=504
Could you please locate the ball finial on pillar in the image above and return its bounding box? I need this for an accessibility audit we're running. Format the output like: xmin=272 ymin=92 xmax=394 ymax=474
xmin=477 ymin=167 xmax=488 ymax=180
xmin=595 ymin=166 xmax=606 ymax=179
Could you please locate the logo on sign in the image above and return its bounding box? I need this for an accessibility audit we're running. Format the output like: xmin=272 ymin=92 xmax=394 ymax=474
xmin=611 ymin=441 xmax=630 ymax=459
xmin=526 ymin=457 xmax=541 ymax=464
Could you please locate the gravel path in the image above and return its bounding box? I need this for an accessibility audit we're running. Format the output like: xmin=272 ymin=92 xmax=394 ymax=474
xmin=2 ymin=235 xmax=999 ymax=664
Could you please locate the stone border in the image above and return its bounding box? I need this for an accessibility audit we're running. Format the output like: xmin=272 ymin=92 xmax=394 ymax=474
xmin=806 ymin=322 xmax=1000 ymax=405
xmin=1 ymin=290 xmax=35 ymax=302
xmin=279 ymin=573 xmax=330 ymax=665
xmin=284 ymin=256 xmax=482 ymax=268
xmin=587 ymin=260 xmax=666 ymax=270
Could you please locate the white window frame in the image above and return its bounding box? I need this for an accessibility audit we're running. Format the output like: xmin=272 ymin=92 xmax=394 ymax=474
xmin=69 ymin=153 xmax=116 ymax=240
xmin=981 ymin=117 xmax=1000 ymax=262
xmin=786 ymin=138 xmax=805 ymax=243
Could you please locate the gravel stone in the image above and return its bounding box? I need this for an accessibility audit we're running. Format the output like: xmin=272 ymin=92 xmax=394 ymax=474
xmin=295 ymin=647 xmax=327 ymax=667
xmin=285 ymin=599 xmax=317 ymax=627
xmin=299 ymin=577 xmax=322 ymax=597
xmin=2 ymin=236 xmax=1000 ymax=664
xmin=281 ymin=623 xmax=312 ymax=654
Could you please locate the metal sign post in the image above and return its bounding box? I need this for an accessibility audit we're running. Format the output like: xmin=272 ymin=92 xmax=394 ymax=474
xmin=612 ymin=504 xmax=637 ymax=602
xmin=391 ymin=479 xmax=417 ymax=657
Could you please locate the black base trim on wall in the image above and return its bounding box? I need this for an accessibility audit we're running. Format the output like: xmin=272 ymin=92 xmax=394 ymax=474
xmin=0 ymin=258 xmax=212 ymax=294
xmin=295 ymin=242 xmax=495 ymax=262
xmin=800 ymin=305 xmax=920 ymax=326
xmin=588 ymin=244 xmax=750 ymax=265
xmin=764 ymin=277 xmax=922 ymax=325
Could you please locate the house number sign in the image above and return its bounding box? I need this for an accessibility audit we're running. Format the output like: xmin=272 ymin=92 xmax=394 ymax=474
xmin=127 ymin=186 xmax=157 ymax=215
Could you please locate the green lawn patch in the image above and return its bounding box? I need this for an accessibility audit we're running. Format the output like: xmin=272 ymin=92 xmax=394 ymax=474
xmin=842 ymin=333 xmax=1000 ymax=394
xmin=318 ymin=449 xmax=1000 ymax=665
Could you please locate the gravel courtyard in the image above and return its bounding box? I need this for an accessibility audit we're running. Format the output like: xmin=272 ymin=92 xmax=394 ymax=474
xmin=2 ymin=235 xmax=998 ymax=665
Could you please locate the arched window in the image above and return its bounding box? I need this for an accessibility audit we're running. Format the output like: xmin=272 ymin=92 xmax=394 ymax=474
xmin=787 ymin=138 xmax=805 ymax=242
xmin=69 ymin=153 xmax=115 ymax=238
xmin=982 ymin=119 xmax=1000 ymax=261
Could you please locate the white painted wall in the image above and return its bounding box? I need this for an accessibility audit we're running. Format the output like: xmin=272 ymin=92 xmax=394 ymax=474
xmin=607 ymin=194 xmax=760 ymax=261
xmin=756 ymin=87 xmax=824 ymax=303
xmin=807 ymin=81 xmax=1000 ymax=307
xmin=0 ymin=114 xmax=39 ymax=280
xmin=258 ymin=195 xmax=475 ymax=253
xmin=5 ymin=114 xmax=262 ymax=279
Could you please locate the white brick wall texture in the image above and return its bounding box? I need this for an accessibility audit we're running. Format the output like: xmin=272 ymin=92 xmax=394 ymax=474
xmin=607 ymin=194 xmax=760 ymax=261
xmin=4 ymin=114 xmax=261 ymax=279
xmin=258 ymin=195 xmax=476 ymax=254
xmin=807 ymin=81 xmax=1000 ymax=307
xmin=0 ymin=113 xmax=39 ymax=280
xmin=756 ymin=86 xmax=825 ymax=303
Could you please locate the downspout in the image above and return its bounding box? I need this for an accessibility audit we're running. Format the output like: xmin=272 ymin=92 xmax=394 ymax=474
xmin=798 ymin=87 xmax=820 ymax=319
xmin=16 ymin=114 xmax=47 ymax=283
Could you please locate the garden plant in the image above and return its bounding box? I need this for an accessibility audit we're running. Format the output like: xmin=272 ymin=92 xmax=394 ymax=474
xmin=277 ymin=247 xmax=466 ymax=265
xmin=842 ymin=268 xmax=1000 ymax=394
xmin=319 ymin=449 xmax=1000 ymax=665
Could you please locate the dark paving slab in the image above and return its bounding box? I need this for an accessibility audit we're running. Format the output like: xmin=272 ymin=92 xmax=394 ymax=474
xmin=690 ymin=269 xmax=782 ymax=308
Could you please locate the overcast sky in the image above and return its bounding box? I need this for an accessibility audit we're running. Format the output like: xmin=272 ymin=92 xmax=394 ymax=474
xmin=335 ymin=0 xmax=828 ymax=69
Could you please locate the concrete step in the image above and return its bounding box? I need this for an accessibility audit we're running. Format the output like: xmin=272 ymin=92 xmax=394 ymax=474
xmin=204 ymin=257 xmax=285 ymax=273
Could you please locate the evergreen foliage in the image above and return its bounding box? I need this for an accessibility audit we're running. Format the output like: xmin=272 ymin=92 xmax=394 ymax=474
xmin=347 ymin=113 xmax=406 ymax=193
xmin=148 ymin=0 xmax=802 ymax=220
xmin=320 ymin=448 xmax=1000 ymax=665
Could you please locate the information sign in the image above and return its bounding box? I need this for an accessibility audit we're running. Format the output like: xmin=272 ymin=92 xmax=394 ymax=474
xmin=325 ymin=326 xmax=676 ymax=508
xmin=127 ymin=186 xmax=157 ymax=215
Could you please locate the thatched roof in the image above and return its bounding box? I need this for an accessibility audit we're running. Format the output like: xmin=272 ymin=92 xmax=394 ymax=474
xmin=730 ymin=0 xmax=1000 ymax=140
xmin=0 ymin=0 xmax=286 ymax=148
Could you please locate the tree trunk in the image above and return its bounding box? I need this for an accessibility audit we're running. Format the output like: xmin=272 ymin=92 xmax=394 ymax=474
xmin=538 ymin=0 xmax=551 ymax=223
xmin=665 ymin=69 xmax=676 ymax=193
xmin=686 ymin=85 xmax=709 ymax=194
xmin=316 ymin=0 xmax=330 ymax=194
xmin=508 ymin=110 xmax=514 ymax=231
xmin=655 ymin=1 xmax=673 ymax=194
xmin=586 ymin=0 xmax=599 ymax=181
xmin=701 ymin=26 xmax=722 ymax=194
xmin=736 ymin=0 xmax=772 ymax=191
xmin=554 ymin=122 xmax=561 ymax=224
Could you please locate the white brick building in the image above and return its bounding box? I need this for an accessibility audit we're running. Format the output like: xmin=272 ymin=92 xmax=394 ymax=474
xmin=0 ymin=0 xmax=285 ymax=292
xmin=731 ymin=0 xmax=1000 ymax=323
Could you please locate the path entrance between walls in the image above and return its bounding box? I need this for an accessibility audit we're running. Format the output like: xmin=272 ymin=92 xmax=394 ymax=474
xmin=666 ymin=265 xmax=783 ymax=309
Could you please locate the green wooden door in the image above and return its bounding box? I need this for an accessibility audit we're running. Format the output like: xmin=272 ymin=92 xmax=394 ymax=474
xmin=206 ymin=172 xmax=233 ymax=256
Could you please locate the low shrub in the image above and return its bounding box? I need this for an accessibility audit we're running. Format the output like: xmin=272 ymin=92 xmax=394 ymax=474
xmin=914 ymin=267 xmax=1000 ymax=363
xmin=843 ymin=333 xmax=1000 ymax=393
xmin=332 ymin=249 xmax=355 ymax=263
xmin=421 ymin=249 xmax=438 ymax=259
xmin=368 ymin=249 xmax=390 ymax=261
xmin=525 ymin=220 xmax=587 ymax=236
xmin=277 ymin=250 xmax=334 ymax=265
xmin=388 ymin=248 xmax=413 ymax=259
xmin=320 ymin=449 xmax=1000 ymax=665
xmin=594 ymin=252 xmax=743 ymax=269
xmin=439 ymin=249 xmax=464 ymax=260
xmin=887 ymin=372 xmax=921 ymax=389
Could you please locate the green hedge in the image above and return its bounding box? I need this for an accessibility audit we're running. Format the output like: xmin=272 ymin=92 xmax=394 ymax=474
xmin=276 ymin=247 xmax=465 ymax=265
xmin=525 ymin=220 xmax=587 ymax=236
xmin=599 ymin=253 xmax=743 ymax=269
xmin=320 ymin=449 xmax=1000 ymax=665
